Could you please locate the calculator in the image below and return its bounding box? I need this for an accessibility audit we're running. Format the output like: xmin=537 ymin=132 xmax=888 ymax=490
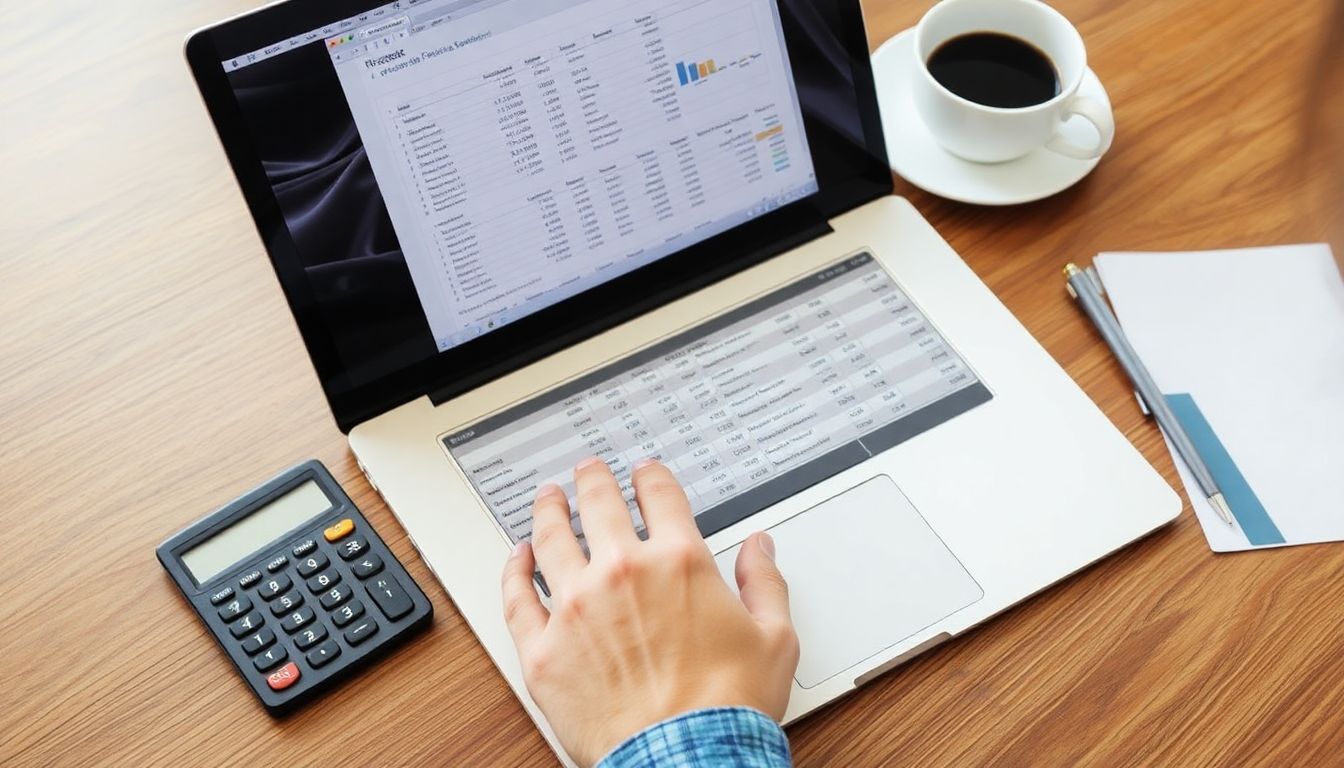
xmin=157 ymin=460 xmax=433 ymax=715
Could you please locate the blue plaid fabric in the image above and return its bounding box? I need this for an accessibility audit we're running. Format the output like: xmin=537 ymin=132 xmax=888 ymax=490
xmin=596 ymin=707 xmax=792 ymax=768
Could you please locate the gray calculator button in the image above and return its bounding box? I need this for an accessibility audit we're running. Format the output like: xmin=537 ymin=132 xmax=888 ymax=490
xmin=280 ymin=606 xmax=316 ymax=634
xmin=253 ymin=644 xmax=288 ymax=672
xmin=270 ymin=591 xmax=305 ymax=616
xmin=218 ymin=595 xmax=252 ymax=621
xmin=229 ymin=610 xmax=264 ymax=638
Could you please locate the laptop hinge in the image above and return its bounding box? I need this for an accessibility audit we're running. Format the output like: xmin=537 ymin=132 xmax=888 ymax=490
xmin=427 ymin=213 xmax=833 ymax=409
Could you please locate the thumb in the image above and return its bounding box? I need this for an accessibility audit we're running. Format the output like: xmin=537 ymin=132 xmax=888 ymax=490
xmin=734 ymin=532 xmax=792 ymax=629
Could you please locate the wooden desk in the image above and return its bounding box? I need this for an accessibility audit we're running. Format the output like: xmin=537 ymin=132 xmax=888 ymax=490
xmin=3 ymin=0 xmax=1341 ymax=764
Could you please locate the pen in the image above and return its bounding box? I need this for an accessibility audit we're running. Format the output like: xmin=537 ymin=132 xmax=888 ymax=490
xmin=1063 ymin=263 xmax=1235 ymax=526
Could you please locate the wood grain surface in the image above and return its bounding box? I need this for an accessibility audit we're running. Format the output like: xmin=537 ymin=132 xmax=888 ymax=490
xmin=3 ymin=0 xmax=1341 ymax=765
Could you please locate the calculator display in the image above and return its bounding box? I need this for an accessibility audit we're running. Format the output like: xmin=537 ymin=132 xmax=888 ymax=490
xmin=181 ymin=481 xmax=332 ymax=584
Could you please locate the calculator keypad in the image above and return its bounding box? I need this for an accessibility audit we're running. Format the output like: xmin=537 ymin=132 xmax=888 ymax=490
xmin=199 ymin=515 xmax=426 ymax=709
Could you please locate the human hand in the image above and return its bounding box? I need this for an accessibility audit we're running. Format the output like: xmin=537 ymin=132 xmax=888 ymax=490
xmin=500 ymin=457 xmax=800 ymax=767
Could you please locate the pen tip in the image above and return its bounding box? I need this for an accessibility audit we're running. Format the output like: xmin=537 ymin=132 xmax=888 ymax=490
xmin=1063 ymin=263 xmax=1081 ymax=278
xmin=1209 ymin=493 xmax=1235 ymax=526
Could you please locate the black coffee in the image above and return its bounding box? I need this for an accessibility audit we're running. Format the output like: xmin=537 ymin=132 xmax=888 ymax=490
xmin=927 ymin=32 xmax=1059 ymax=108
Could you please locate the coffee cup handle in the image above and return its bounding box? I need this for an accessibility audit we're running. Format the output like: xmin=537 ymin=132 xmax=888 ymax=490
xmin=1045 ymin=95 xmax=1115 ymax=161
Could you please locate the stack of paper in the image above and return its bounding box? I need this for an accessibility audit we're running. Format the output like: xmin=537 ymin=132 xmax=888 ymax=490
xmin=1094 ymin=244 xmax=1344 ymax=552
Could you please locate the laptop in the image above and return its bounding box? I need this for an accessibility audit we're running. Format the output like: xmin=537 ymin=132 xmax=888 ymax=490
xmin=186 ymin=0 xmax=1179 ymax=762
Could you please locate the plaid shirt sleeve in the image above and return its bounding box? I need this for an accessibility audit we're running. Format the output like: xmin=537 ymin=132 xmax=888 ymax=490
xmin=595 ymin=707 xmax=792 ymax=768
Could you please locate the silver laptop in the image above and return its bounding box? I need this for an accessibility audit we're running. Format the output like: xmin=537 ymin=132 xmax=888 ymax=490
xmin=187 ymin=0 xmax=1179 ymax=762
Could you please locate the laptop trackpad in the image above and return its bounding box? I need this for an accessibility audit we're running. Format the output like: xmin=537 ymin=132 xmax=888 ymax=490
xmin=714 ymin=476 xmax=983 ymax=688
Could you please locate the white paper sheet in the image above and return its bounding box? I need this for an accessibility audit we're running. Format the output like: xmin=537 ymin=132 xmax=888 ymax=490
xmin=1094 ymin=244 xmax=1344 ymax=551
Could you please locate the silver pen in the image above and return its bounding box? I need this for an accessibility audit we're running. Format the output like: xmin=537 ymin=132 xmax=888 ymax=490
xmin=1064 ymin=263 xmax=1235 ymax=526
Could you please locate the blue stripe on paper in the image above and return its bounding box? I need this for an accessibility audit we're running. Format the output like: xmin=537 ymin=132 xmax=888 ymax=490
xmin=1165 ymin=393 xmax=1285 ymax=546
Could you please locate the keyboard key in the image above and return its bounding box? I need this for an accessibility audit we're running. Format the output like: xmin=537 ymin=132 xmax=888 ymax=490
xmin=208 ymin=586 xmax=235 ymax=606
xmin=323 ymin=518 xmax=355 ymax=542
xmin=265 ymin=555 xmax=289 ymax=573
xmin=258 ymin=573 xmax=292 ymax=601
xmin=229 ymin=610 xmax=264 ymax=638
xmin=270 ymin=591 xmax=304 ymax=616
xmin=331 ymin=600 xmax=365 ymax=628
xmin=292 ymin=539 xmax=317 ymax=558
xmin=293 ymin=622 xmax=328 ymax=651
xmin=296 ymin=552 xmax=329 ymax=577
xmin=337 ymin=536 xmax=370 ymax=561
xmin=366 ymin=574 xmax=414 ymax=621
xmin=218 ymin=595 xmax=252 ymax=621
xmin=306 ymin=570 xmax=341 ymax=593
xmin=343 ymin=618 xmax=379 ymax=646
xmin=240 ymin=627 xmax=276 ymax=655
xmin=265 ymin=662 xmax=301 ymax=691
xmin=280 ymin=606 xmax=316 ymax=634
xmin=253 ymin=644 xmax=288 ymax=672
xmin=351 ymin=554 xmax=384 ymax=580
xmin=319 ymin=583 xmax=353 ymax=610
xmin=238 ymin=569 xmax=263 ymax=590
xmin=306 ymin=639 xmax=342 ymax=669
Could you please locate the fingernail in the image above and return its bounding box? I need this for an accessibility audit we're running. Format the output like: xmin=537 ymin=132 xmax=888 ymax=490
xmin=633 ymin=457 xmax=658 ymax=471
xmin=759 ymin=532 xmax=776 ymax=561
xmin=511 ymin=540 xmax=527 ymax=558
xmin=536 ymin=483 xmax=561 ymax=499
xmin=575 ymin=456 xmax=603 ymax=471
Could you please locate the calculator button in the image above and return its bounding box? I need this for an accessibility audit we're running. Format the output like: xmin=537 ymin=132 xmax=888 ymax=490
xmin=366 ymin=574 xmax=414 ymax=621
xmin=270 ymin=591 xmax=305 ymax=616
xmin=218 ymin=595 xmax=252 ymax=621
xmin=296 ymin=552 xmax=329 ymax=577
xmin=351 ymin=554 xmax=384 ymax=580
xmin=343 ymin=618 xmax=379 ymax=646
xmin=292 ymin=539 xmax=318 ymax=558
xmin=238 ymin=569 xmax=264 ymax=590
xmin=280 ymin=606 xmax=317 ymax=634
xmin=306 ymin=570 xmax=342 ymax=593
xmin=306 ymin=639 xmax=342 ymax=669
xmin=265 ymin=662 xmax=301 ymax=691
xmin=257 ymin=574 xmax=292 ymax=601
xmin=337 ymin=536 xmax=370 ymax=561
xmin=323 ymin=518 xmax=355 ymax=542
xmin=229 ymin=610 xmax=265 ymax=638
xmin=265 ymin=555 xmax=289 ymax=573
xmin=331 ymin=600 xmax=365 ymax=628
xmin=319 ymin=583 xmax=354 ymax=610
xmin=208 ymin=586 xmax=235 ymax=606
xmin=240 ymin=627 xmax=276 ymax=656
xmin=254 ymin=644 xmax=288 ymax=672
xmin=293 ymin=622 xmax=328 ymax=651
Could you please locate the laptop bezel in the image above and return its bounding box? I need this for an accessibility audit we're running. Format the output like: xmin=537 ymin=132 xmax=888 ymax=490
xmin=185 ymin=0 xmax=892 ymax=433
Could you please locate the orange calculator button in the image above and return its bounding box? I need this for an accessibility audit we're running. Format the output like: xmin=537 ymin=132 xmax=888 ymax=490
xmin=266 ymin=662 xmax=301 ymax=691
xmin=324 ymin=519 xmax=355 ymax=542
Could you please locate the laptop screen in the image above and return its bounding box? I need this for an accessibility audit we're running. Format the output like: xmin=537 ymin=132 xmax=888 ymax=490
xmin=221 ymin=0 xmax=816 ymax=350
xmin=193 ymin=0 xmax=888 ymax=430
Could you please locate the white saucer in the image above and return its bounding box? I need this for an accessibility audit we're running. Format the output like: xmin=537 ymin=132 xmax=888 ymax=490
xmin=871 ymin=29 xmax=1113 ymax=206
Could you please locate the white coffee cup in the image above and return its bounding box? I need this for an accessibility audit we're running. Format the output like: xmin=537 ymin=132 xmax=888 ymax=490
xmin=911 ymin=0 xmax=1115 ymax=164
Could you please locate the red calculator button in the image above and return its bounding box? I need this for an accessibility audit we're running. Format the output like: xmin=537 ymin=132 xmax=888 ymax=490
xmin=266 ymin=662 xmax=301 ymax=691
